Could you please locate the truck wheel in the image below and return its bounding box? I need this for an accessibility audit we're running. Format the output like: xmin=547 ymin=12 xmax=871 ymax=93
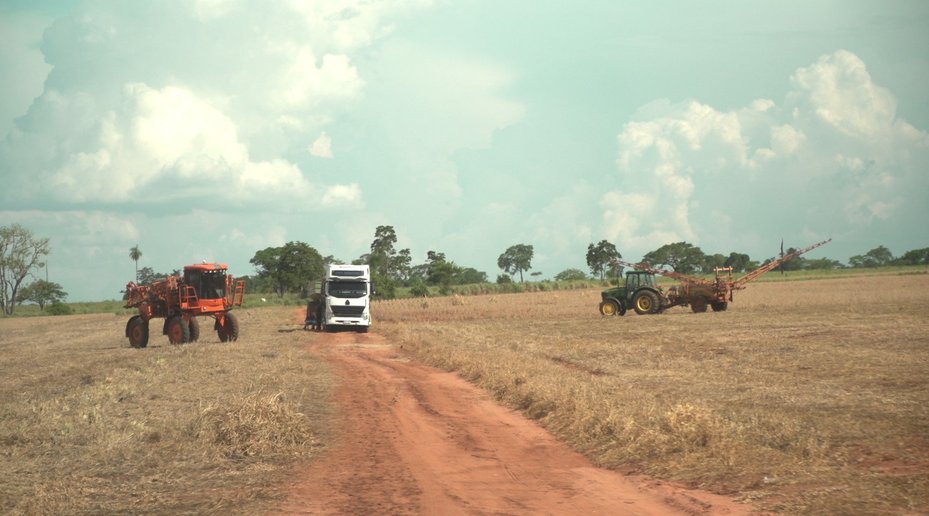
xmin=711 ymin=301 xmax=728 ymax=312
xmin=166 ymin=316 xmax=190 ymax=344
xmin=691 ymin=299 xmax=708 ymax=313
xmin=188 ymin=317 xmax=200 ymax=342
xmin=633 ymin=290 xmax=660 ymax=315
xmin=127 ymin=316 xmax=149 ymax=348
xmin=218 ymin=312 xmax=239 ymax=342
xmin=599 ymin=300 xmax=624 ymax=316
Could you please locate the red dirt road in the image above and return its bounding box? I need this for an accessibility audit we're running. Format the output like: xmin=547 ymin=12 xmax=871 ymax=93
xmin=276 ymin=331 xmax=753 ymax=515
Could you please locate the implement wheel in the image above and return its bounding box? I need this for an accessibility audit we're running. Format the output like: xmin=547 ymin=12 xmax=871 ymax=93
xmin=633 ymin=290 xmax=660 ymax=315
xmin=217 ymin=312 xmax=239 ymax=342
xmin=126 ymin=315 xmax=149 ymax=348
xmin=166 ymin=316 xmax=190 ymax=344
xmin=599 ymin=300 xmax=625 ymax=316
xmin=711 ymin=301 xmax=729 ymax=312
xmin=691 ymin=298 xmax=708 ymax=313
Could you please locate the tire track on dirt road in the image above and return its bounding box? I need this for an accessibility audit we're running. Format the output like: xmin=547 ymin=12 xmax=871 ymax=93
xmin=275 ymin=330 xmax=754 ymax=515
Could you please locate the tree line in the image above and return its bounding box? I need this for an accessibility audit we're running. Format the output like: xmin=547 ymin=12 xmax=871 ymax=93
xmin=2 ymin=222 xmax=928 ymax=315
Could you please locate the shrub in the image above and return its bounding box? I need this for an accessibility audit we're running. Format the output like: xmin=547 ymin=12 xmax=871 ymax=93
xmin=46 ymin=302 xmax=73 ymax=316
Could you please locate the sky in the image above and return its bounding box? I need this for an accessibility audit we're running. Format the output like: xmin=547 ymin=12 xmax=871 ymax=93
xmin=1 ymin=0 xmax=928 ymax=302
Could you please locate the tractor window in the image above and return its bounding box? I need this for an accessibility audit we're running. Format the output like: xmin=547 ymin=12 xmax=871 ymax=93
xmin=200 ymin=270 xmax=227 ymax=299
xmin=626 ymin=273 xmax=639 ymax=290
xmin=327 ymin=280 xmax=367 ymax=299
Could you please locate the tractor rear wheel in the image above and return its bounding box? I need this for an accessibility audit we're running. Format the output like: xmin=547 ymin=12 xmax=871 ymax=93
xmin=218 ymin=312 xmax=239 ymax=342
xmin=711 ymin=301 xmax=728 ymax=312
xmin=166 ymin=316 xmax=190 ymax=344
xmin=127 ymin=315 xmax=149 ymax=348
xmin=633 ymin=290 xmax=660 ymax=315
xmin=599 ymin=300 xmax=625 ymax=316
xmin=188 ymin=317 xmax=200 ymax=342
xmin=691 ymin=298 xmax=708 ymax=313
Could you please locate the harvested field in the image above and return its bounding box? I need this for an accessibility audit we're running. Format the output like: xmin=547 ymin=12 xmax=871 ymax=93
xmin=0 ymin=308 xmax=334 ymax=514
xmin=376 ymin=274 xmax=929 ymax=514
xmin=2 ymin=273 xmax=927 ymax=514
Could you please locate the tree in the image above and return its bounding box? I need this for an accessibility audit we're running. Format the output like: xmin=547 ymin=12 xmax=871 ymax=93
xmin=554 ymin=268 xmax=588 ymax=281
xmin=897 ymin=247 xmax=929 ymax=266
xmin=136 ymin=266 xmax=170 ymax=285
xmin=18 ymin=280 xmax=67 ymax=310
xmin=641 ymin=242 xmax=705 ymax=275
xmin=250 ymin=241 xmax=324 ymax=296
xmin=497 ymin=244 xmax=534 ymax=282
xmin=702 ymin=253 xmax=727 ymax=274
xmin=129 ymin=245 xmax=142 ymax=281
xmin=1 ymin=224 xmax=50 ymax=315
xmin=586 ymin=240 xmax=621 ymax=280
xmin=849 ymin=245 xmax=894 ymax=268
xmin=724 ymin=252 xmax=752 ymax=272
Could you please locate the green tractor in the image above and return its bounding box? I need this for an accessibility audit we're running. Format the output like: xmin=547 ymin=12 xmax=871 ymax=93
xmin=599 ymin=270 xmax=668 ymax=316
xmin=598 ymin=238 xmax=832 ymax=316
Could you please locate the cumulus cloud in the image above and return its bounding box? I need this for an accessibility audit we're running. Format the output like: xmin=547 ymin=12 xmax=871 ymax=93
xmin=602 ymin=50 xmax=929 ymax=256
xmin=0 ymin=1 xmax=427 ymax=212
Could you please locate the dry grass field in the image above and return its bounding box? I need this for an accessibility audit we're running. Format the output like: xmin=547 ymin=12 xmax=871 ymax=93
xmin=2 ymin=273 xmax=927 ymax=514
xmin=0 ymin=308 xmax=333 ymax=514
xmin=377 ymin=274 xmax=929 ymax=514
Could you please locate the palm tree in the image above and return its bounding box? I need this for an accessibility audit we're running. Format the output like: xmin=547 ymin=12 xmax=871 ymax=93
xmin=129 ymin=245 xmax=142 ymax=282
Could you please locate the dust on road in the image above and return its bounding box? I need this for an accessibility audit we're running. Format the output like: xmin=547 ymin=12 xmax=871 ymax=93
xmin=275 ymin=329 xmax=752 ymax=515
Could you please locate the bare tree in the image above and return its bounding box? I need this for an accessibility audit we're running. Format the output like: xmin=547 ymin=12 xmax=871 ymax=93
xmin=0 ymin=224 xmax=50 ymax=315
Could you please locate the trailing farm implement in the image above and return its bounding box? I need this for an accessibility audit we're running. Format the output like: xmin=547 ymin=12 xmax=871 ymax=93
xmin=123 ymin=262 xmax=245 ymax=347
xmin=599 ymin=239 xmax=831 ymax=316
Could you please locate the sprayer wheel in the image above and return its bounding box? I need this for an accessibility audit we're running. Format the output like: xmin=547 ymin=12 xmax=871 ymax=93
xmin=188 ymin=317 xmax=200 ymax=342
xmin=127 ymin=315 xmax=149 ymax=348
xmin=166 ymin=316 xmax=190 ymax=344
xmin=218 ymin=312 xmax=239 ymax=342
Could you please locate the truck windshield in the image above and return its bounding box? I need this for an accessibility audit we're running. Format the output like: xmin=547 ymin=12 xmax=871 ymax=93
xmin=327 ymin=280 xmax=367 ymax=299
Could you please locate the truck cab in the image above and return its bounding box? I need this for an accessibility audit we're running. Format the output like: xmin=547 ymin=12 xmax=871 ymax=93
xmin=319 ymin=264 xmax=372 ymax=332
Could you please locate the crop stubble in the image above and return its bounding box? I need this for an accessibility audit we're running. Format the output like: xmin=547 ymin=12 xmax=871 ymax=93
xmin=376 ymin=274 xmax=929 ymax=514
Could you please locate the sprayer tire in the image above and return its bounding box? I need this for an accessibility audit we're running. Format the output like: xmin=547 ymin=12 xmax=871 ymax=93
xmin=218 ymin=312 xmax=239 ymax=342
xmin=188 ymin=317 xmax=200 ymax=342
xmin=711 ymin=301 xmax=729 ymax=312
xmin=127 ymin=315 xmax=149 ymax=348
xmin=166 ymin=316 xmax=190 ymax=344
xmin=633 ymin=290 xmax=660 ymax=315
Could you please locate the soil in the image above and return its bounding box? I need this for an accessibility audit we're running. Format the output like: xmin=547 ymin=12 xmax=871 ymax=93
xmin=275 ymin=329 xmax=754 ymax=515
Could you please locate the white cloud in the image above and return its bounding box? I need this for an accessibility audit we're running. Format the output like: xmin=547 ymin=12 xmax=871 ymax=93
xmin=603 ymin=50 xmax=929 ymax=257
xmin=309 ymin=132 xmax=334 ymax=158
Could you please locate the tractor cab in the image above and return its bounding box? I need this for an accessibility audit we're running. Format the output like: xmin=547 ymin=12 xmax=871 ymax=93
xmin=184 ymin=263 xmax=228 ymax=300
xmin=624 ymin=270 xmax=656 ymax=290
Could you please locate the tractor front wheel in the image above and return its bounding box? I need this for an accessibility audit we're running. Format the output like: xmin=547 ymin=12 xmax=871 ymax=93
xmin=217 ymin=312 xmax=239 ymax=342
xmin=166 ymin=316 xmax=190 ymax=344
xmin=127 ymin=315 xmax=149 ymax=348
xmin=599 ymin=300 xmax=625 ymax=316
xmin=711 ymin=301 xmax=728 ymax=312
xmin=633 ymin=290 xmax=660 ymax=315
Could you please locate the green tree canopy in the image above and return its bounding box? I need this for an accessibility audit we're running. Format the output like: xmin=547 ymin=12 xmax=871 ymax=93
xmin=497 ymin=244 xmax=534 ymax=282
xmin=897 ymin=247 xmax=929 ymax=266
xmin=849 ymin=245 xmax=894 ymax=268
xmin=250 ymin=241 xmax=324 ymax=297
xmin=586 ymin=240 xmax=621 ymax=280
xmin=642 ymin=242 xmax=705 ymax=275
xmin=18 ymin=280 xmax=67 ymax=310
xmin=554 ymin=268 xmax=588 ymax=281
xmin=724 ymin=252 xmax=752 ymax=272
xmin=1 ymin=224 xmax=50 ymax=315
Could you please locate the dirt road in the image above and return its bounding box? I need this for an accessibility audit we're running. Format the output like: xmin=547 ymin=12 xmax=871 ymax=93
xmin=276 ymin=331 xmax=753 ymax=515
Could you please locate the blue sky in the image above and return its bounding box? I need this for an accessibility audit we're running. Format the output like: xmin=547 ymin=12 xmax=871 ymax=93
xmin=1 ymin=0 xmax=927 ymax=301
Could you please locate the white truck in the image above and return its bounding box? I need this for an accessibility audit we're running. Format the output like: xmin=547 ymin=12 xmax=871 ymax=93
xmin=317 ymin=264 xmax=373 ymax=332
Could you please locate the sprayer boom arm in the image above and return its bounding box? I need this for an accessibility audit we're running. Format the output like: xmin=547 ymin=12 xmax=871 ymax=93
xmin=730 ymin=238 xmax=831 ymax=289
